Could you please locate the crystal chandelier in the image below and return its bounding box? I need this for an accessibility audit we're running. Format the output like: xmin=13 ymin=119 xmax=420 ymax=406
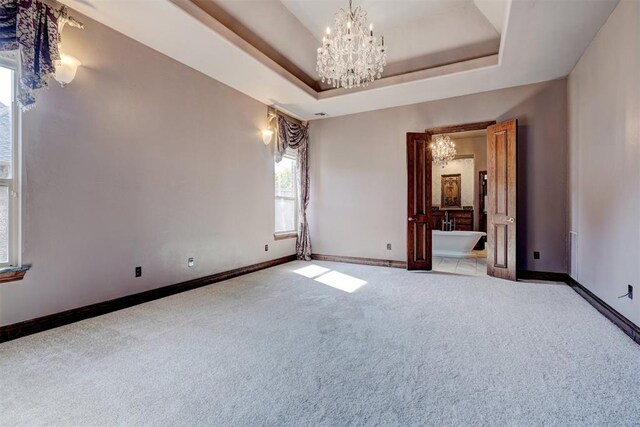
xmin=316 ymin=0 xmax=387 ymax=89
xmin=430 ymin=135 xmax=457 ymax=167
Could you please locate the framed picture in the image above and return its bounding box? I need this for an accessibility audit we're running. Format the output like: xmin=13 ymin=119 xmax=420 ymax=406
xmin=441 ymin=174 xmax=461 ymax=208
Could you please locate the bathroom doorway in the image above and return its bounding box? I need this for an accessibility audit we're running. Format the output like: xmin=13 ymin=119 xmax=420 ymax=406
xmin=406 ymin=120 xmax=518 ymax=280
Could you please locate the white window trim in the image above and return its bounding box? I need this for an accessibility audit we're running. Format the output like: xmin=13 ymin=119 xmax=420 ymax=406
xmin=274 ymin=148 xmax=298 ymax=237
xmin=0 ymin=57 xmax=21 ymax=268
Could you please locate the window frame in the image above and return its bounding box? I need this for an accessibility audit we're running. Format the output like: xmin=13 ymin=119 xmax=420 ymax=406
xmin=274 ymin=147 xmax=298 ymax=239
xmin=0 ymin=57 xmax=21 ymax=268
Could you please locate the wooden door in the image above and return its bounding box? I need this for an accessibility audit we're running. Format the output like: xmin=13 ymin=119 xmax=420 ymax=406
xmin=407 ymin=133 xmax=432 ymax=270
xmin=486 ymin=119 xmax=517 ymax=280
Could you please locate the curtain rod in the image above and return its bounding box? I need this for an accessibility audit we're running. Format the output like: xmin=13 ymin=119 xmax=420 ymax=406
xmin=60 ymin=5 xmax=84 ymax=30
xmin=41 ymin=1 xmax=84 ymax=29
xmin=268 ymin=106 xmax=307 ymax=127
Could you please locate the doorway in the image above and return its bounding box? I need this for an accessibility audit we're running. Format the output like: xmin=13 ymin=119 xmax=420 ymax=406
xmin=406 ymin=120 xmax=518 ymax=280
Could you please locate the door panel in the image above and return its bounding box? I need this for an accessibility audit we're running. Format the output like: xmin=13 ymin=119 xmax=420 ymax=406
xmin=407 ymin=133 xmax=432 ymax=270
xmin=486 ymin=119 xmax=517 ymax=280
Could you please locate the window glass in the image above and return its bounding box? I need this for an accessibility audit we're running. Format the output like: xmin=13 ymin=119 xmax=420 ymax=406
xmin=275 ymin=150 xmax=297 ymax=233
xmin=0 ymin=185 xmax=8 ymax=263
xmin=0 ymin=63 xmax=16 ymax=266
xmin=0 ymin=66 xmax=12 ymax=179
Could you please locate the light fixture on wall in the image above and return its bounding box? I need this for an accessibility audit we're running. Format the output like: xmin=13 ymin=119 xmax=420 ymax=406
xmin=261 ymin=129 xmax=274 ymax=145
xmin=317 ymin=0 xmax=386 ymax=89
xmin=54 ymin=53 xmax=81 ymax=87
xmin=430 ymin=135 xmax=457 ymax=167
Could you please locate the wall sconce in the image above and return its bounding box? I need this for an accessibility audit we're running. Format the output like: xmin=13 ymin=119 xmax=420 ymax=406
xmin=262 ymin=129 xmax=274 ymax=145
xmin=54 ymin=54 xmax=81 ymax=87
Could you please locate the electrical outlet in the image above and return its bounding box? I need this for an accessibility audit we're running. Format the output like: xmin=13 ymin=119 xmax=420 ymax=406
xmin=387 ymin=243 xmax=392 ymax=250
xmin=534 ymin=251 xmax=540 ymax=260
xmin=619 ymin=285 xmax=633 ymax=300
xmin=265 ymin=244 xmax=268 ymax=251
xmin=188 ymin=257 xmax=194 ymax=267
xmin=135 ymin=266 xmax=142 ymax=277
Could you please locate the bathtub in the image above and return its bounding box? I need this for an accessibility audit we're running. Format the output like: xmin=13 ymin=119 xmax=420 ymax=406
xmin=432 ymin=230 xmax=486 ymax=258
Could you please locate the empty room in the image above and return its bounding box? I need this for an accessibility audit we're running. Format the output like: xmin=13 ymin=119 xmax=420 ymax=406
xmin=0 ymin=0 xmax=639 ymax=425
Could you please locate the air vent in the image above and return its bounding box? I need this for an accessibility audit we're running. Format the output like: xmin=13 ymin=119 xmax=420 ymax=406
xmin=314 ymin=112 xmax=328 ymax=117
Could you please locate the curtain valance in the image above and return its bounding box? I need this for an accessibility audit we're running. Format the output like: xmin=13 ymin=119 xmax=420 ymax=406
xmin=270 ymin=108 xmax=308 ymax=163
xmin=0 ymin=0 xmax=80 ymax=110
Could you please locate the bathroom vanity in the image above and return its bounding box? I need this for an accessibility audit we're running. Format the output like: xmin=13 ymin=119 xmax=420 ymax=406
xmin=431 ymin=209 xmax=474 ymax=231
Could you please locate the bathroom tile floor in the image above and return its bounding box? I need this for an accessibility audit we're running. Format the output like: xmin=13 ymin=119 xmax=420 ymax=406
xmin=433 ymin=250 xmax=487 ymax=276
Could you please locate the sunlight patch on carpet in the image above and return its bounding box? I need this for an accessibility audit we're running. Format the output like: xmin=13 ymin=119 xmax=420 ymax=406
xmin=293 ymin=264 xmax=330 ymax=278
xmin=314 ymin=270 xmax=367 ymax=293
xmin=293 ymin=264 xmax=367 ymax=293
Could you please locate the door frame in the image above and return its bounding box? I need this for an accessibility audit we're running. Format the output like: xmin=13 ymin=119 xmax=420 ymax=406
xmin=476 ymin=170 xmax=488 ymax=250
xmin=424 ymin=121 xmax=496 ymax=136
xmin=421 ymin=120 xmax=516 ymax=275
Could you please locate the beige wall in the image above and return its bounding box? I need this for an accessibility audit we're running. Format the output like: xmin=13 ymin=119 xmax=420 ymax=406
xmin=568 ymin=0 xmax=639 ymax=326
xmin=445 ymin=135 xmax=487 ymax=230
xmin=432 ymin=157 xmax=475 ymax=209
xmin=0 ymin=12 xmax=295 ymax=326
xmin=309 ymin=79 xmax=568 ymax=273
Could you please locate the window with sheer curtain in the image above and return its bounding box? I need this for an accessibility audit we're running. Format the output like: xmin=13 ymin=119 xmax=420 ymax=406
xmin=274 ymin=148 xmax=298 ymax=236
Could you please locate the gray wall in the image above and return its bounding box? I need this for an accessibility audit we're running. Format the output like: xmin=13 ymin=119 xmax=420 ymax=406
xmin=0 ymin=12 xmax=295 ymax=327
xmin=309 ymin=79 xmax=568 ymax=273
xmin=568 ymin=0 xmax=639 ymax=326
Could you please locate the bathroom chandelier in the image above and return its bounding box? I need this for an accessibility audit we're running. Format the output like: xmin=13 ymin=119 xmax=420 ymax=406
xmin=316 ymin=0 xmax=387 ymax=89
xmin=431 ymin=135 xmax=457 ymax=167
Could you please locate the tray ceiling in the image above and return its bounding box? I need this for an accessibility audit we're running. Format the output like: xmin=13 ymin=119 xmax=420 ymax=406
xmin=58 ymin=0 xmax=619 ymax=120
xmin=204 ymin=0 xmax=502 ymax=90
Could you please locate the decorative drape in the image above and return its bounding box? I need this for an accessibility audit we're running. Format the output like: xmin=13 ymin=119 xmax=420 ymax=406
xmin=0 ymin=0 xmax=61 ymax=110
xmin=0 ymin=0 xmax=18 ymax=51
xmin=273 ymin=111 xmax=311 ymax=261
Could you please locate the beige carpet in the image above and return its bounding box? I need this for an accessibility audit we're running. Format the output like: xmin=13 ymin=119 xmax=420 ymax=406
xmin=1 ymin=260 xmax=639 ymax=426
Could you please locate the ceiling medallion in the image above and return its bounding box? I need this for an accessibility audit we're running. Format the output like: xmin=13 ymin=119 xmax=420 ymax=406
xmin=316 ymin=0 xmax=387 ymax=89
xmin=431 ymin=135 xmax=457 ymax=167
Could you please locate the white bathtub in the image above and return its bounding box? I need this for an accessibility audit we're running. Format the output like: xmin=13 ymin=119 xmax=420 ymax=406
xmin=432 ymin=230 xmax=486 ymax=258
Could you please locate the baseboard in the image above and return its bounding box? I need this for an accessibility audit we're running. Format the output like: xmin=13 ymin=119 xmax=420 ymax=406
xmin=5 ymin=261 xmax=636 ymax=347
xmin=311 ymin=254 xmax=407 ymax=269
xmin=0 ymin=254 xmax=297 ymax=343
xmin=565 ymin=276 xmax=640 ymax=345
xmin=519 ymin=270 xmax=639 ymax=346
xmin=517 ymin=270 xmax=567 ymax=282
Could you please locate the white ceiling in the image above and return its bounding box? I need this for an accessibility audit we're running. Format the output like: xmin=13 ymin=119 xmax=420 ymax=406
xmin=280 ymin=0 xmax=474 ymax=39
xmin=59 ymin=0 xmax=619 ymax=121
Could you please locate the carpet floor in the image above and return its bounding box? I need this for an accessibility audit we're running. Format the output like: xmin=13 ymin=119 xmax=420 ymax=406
xmin=1 ymin=260 xmax=639 ymax=426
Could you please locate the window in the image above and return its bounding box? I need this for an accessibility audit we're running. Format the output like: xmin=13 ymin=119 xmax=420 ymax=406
xmin=274 ymin=148 xmax=297 ymax=236
xmin=0 ymin=60 xmax=19 ymax=267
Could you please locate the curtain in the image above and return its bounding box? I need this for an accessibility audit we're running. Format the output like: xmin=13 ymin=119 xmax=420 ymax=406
xmin=17 ymin=0 xmax=60 ymax=109
xmin=0 ymin=0 xmax=60 ymax=110
xmin=274 ymin=113 xmax=311 ymax=261
xmin=0 ymin=0 xmax=18 ymax=51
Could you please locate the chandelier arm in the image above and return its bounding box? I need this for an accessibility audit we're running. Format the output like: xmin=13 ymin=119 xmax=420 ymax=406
xmin=317 ymin=0 xmax=386 ymax=89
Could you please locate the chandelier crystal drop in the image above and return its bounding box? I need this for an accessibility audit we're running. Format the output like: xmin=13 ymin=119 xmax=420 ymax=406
xmin=431 ymin=135 xmax=457 ymax=167
xmin=316 ymin=0 xmax=387 ymax=89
